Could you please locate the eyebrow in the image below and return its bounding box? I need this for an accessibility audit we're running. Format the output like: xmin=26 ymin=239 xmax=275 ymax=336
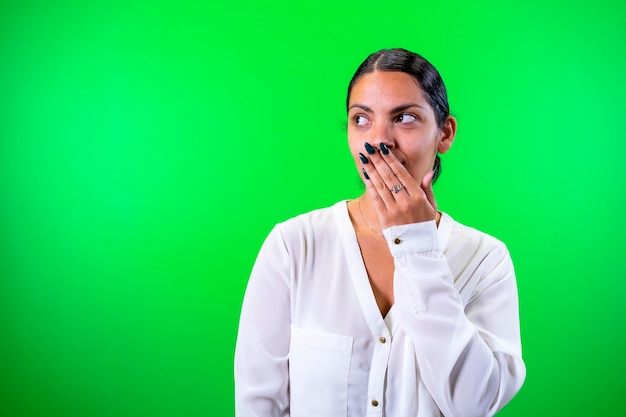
xmin=348 ymin=103 xmax=426 ymax=113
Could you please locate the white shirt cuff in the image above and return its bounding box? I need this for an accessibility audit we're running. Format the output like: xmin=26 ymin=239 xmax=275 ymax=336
xmin=382 ymin=220 xmax=439 ymax=256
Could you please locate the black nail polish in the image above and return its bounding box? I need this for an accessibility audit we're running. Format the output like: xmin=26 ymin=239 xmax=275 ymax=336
xmin=362 ymin=168 xmax=370 ymax=180
xmin=364 ymin=142 xmax=375 ymax=155
xmin=380 ymin=143 xmax=389 ymax=155
xmin=359 ymin=153 xmax=368 ymax=164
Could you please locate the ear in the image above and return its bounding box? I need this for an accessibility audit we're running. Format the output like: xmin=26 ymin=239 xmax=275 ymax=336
xmin=437 ymin=115 xmax=457 ymax=154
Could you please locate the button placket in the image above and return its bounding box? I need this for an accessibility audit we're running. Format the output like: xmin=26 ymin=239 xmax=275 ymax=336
xmin=365 ymin=327 xmax=391 ymax=416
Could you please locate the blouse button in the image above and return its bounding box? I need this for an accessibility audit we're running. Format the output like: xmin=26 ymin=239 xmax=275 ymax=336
xmin=371 ymin=399 xmax=379 ymax=407
xmin=379 ymin=337 xmax=386 ymax=344
xmin=393 ymin=238 xmax=401 ymax=244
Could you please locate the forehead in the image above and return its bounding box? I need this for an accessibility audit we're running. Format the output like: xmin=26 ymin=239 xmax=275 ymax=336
xmin=348 ymin=71 xmax=427 ymax=107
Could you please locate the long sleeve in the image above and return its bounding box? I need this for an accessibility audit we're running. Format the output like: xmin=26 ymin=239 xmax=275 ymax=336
xmin=384 ymin=220 xmax=525 ymax=417
xmin=234 ymin=225 xmax=292 ymax=417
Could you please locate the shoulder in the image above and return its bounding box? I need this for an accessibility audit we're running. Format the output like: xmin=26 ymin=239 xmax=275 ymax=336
xmin=274 ymin=201 xmax=346 ymax=246
xmin=277 ymin=201 xmax=344 ymax=234
xmin=440 ymin=212 xmax=510 ymax=260
xmin=440 ymin=213 xmax=516 ymax=296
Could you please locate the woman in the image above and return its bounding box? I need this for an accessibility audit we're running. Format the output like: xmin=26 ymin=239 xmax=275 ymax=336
xmin=234 ymin=48 xmax=525 ymax=417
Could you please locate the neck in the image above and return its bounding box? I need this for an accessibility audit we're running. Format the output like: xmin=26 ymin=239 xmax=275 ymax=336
xmin=357 ymin=197 xmax=383 ymax=237
xmin=352 ymin=195 xmax=442 ymax=230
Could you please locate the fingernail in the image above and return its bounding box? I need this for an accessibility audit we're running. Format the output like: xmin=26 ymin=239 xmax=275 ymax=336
xmin=358 ymin=153 xmax=368 ymax=164
xmin=362 ymin=168 xmax=370 ymax=180
xmin=364 ymin=142 xmax=375 ymax=155
xmin=380 ymin=143 xmax=389 ymax=155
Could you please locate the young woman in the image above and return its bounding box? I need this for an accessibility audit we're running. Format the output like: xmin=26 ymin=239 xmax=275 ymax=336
xmin=235 ymin=48 xmax=525 ymax=417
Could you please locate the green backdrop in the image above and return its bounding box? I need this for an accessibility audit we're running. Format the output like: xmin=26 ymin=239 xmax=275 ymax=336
xmin=2 ymin=0 xmax=625 ymax=416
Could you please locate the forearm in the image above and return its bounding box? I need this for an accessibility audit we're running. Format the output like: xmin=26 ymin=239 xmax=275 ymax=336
xmin=385 ymin=222 xmax=525 ymax=417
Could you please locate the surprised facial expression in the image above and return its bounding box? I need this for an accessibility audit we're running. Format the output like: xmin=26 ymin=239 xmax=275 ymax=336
xmin=347 ymin=71 xmax=453 ymax=183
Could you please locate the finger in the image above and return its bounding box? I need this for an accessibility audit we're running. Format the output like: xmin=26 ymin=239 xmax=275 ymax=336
xmin=371 ymin=143 xmax=422 ymax=197
xmin=420 ymin=170 xmax=438 ymax=212
xmin=363 ymin=143 xmax=409 ymax=198
xmin=364 ymin=146 xmax=399 ymax=195
xmin=361 ymin=162 xmax=396 ymax=211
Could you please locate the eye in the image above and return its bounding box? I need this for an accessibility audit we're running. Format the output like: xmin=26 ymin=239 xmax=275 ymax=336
xmin=395 ymin=113 xmax=417 ymax=124
xmin=353 ymin=115 xmax=370 ymax=126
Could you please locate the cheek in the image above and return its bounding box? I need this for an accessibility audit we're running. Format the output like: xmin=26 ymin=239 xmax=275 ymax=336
xmin=347 ymin=132 xmax=364 ymax=153
xmin=398 ymin=135 xmax=436 ymax=155
xmin=419 ymin=130 xmax=442 ymax=153
xmin=346 ymin=137 xmax=359 ymax=161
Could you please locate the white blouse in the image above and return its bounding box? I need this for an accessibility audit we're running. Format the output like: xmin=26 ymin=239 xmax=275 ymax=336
xmin=235 ymin=201 xmax=525 ymax=417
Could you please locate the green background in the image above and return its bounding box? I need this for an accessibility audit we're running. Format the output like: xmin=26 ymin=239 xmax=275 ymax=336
xmin=2 ymin=0 xmax=625 ymax=415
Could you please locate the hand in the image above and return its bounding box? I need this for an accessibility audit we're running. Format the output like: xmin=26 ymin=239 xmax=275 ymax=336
xmin=361 ymin=142 xmax=437 ymax=229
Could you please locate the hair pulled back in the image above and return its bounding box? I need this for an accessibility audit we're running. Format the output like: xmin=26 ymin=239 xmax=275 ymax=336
xmin=346 ymin=48 xmax=450 ymax=182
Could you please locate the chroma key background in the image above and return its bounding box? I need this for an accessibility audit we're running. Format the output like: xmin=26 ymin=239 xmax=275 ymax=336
xmin=1 ymin=0 xmax=625 ymax=415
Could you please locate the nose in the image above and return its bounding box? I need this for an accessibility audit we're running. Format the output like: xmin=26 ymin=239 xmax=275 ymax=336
xmin=371 ymin=121 xmax=395 ymax=150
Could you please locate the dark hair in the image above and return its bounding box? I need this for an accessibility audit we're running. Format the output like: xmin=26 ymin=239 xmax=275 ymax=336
xmin=346 ymin=48 xmax=450 ymax=182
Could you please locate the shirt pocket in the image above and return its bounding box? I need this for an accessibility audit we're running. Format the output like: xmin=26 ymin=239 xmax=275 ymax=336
xmin=289 ymin=326 xmax=353 ymax=417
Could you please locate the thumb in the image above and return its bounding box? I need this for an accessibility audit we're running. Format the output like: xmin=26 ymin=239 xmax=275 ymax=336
xmin=421 ymin=170 xmax=438 ymax=213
